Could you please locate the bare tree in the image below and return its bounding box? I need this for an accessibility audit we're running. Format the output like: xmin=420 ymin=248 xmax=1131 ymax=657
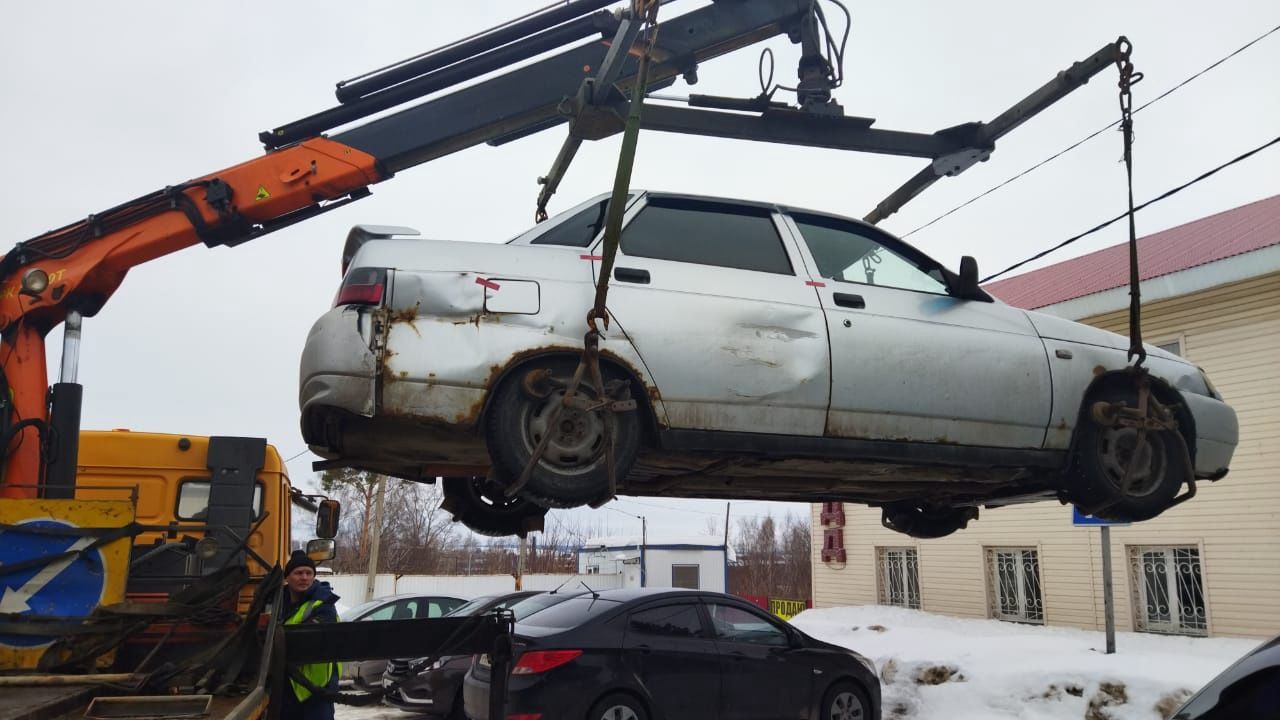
xmin=729 ymin=512 xmax=811 ymax=603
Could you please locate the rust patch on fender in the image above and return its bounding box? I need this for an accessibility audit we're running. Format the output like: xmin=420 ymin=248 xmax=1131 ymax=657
xmin=390 ymin=303 xmax=421 ymax=336
xmin=1093 ymin=365 xmax=1107 ymax=376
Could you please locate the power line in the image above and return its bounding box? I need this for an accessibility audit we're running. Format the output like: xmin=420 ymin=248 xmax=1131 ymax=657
xmin=283 ymin=449 xmax=311 ymax=464
xmin=982 ymin=134 xmax=1280 ymax=283
xmin=901 ymin=22 xmax=1280 ymax=240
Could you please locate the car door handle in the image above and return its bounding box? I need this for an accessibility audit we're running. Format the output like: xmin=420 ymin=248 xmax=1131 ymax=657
xmin=615 ymin=267 xmax=650 ymax=284
xmin=833 ymin=292 xmax=865 ymax=309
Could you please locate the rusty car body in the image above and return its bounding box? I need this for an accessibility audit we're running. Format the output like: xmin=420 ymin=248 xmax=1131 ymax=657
xmin=299 ymin=191 xmax=1237 ymax=537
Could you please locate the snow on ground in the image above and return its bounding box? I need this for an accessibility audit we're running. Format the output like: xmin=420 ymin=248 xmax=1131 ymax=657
xmin=335 ymin=605 xmax=1263 ymax=720
xmin=790 ymin=605 xmax=1262 ymax=720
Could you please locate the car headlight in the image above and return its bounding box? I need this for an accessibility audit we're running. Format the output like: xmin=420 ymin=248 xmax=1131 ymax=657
xmin=1198 ymin=367 xmax=1222 ymax=400
xmin=851 ymin=651 xmax=877 ymax=676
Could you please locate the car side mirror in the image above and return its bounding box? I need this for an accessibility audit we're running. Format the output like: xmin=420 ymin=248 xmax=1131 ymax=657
xmin=316 ymin=499 xmax=341 ymax=539
xmin=306 ymin=538 xmax=336 ymax=562
xmin=958 ymin=256 xmax=981 ymax=298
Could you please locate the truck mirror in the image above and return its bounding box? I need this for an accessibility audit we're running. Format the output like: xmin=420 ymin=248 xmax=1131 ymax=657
xmin=306 ymin=538 xmax=336 ymax=562
xmin=316 ymin=499 xmax=341 ymax=539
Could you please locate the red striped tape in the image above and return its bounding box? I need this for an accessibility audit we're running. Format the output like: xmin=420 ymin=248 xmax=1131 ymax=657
xmin=475 ymin=277 xmax=501 ymax=291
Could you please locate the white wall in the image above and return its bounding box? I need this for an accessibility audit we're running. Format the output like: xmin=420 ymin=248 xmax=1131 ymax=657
xmin=324 ymin=573 xmax=622 ymax=605
xmin=644 ymin=549 xmax=726 ymax=592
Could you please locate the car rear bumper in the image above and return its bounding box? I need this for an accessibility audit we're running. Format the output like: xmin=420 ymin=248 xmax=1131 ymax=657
xmin=462 ymin=672 xmax=591 ymax=720
xmin=299 ymin=306 xmax=377 ymax=420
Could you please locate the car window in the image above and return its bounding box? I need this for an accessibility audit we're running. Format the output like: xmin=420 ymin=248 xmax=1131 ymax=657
xmin=621 ymin=198 xmax=794 ymax=275
xmin=705 ymin=603 xmax=790 ymax=646
xmin=445 ymin=596 xmax=498 ymax=617
xmin=417 ymin=598 xmax=462 ymax=618
xmin=628 ymin=603 xmax=707 ymax=639
xmin=519 ymin=597 xmax=622 ymax=630
xmin=360 ymin=601 xmax=400 ymax=621
xmin=792 ymin=214 xmax=948 ymax=295
xmin=531 ymin=199 xmax=610 ymax=247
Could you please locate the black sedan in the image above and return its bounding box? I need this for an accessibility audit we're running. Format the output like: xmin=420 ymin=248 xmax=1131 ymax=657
xmin=385 ymin=590 xmax=587 ymax=718
xmin=463 ymin=588 xmax=880 ymax=720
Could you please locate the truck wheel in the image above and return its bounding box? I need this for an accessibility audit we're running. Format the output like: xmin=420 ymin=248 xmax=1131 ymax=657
xmin=1071 ymin=386 xmax=1187 ymax=522
xmin=485 ymin=358 xmax=640 ymax=508
xmin=441 ymin=476 xmax=546 ymax=537
xmin=881 ymin=504 xmax=978 ymax=539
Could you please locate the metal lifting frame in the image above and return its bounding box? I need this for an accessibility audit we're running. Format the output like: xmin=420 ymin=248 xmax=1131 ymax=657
xmin=264 ymin=0 xmax=1117 ymax=225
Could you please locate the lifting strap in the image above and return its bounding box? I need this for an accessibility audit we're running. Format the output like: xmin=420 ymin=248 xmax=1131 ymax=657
xmin=1115 ymin=38 xmax=1145 ymax=367
xmin=508 ymin=1 xmax=659 ymax=508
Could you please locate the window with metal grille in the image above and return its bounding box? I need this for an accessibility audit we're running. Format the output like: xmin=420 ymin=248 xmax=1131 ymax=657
xmin=877 ymin=547 xmax=921 ymax=609
xmin=985 ymin=547 xmax=1044 ymax=624
xmin=1128 ymin=546 xmax=1207 ymax=637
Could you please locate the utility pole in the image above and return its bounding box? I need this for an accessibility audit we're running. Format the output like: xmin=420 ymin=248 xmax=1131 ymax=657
xmin=640 ymin=514 xmax=647 ymax=588
xmin=364 ymin=474 xmax=386 ymax=603
xmin=515 ymin=535 xmax=527 ymax=591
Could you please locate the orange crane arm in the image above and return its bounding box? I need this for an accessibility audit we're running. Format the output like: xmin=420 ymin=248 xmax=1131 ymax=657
xmin=0 ymin=138 xmax=382 ymax=497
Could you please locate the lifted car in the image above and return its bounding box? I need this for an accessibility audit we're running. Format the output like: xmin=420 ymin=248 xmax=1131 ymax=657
xmin=300 ymin=191 xmax=1237 ymax=537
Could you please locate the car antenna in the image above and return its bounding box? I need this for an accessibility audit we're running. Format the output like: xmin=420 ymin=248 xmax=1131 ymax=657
xmin=549 ymin=576 xmax=575 ymax=594
xmin=579 ymin=580 xmax=599 ymax=599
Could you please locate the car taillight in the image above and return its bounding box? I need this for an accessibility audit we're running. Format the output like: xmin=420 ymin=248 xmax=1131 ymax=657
xmin=334 ymin=267 xmax=386 ymax=307
xmin=510 ymin=650 xmax=582 ymax=675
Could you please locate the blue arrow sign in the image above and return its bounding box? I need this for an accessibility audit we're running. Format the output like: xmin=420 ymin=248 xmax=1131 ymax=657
xmin=0 ymin=520 xmax=106 ymax=648
xmin=1072 ymin=508 xmax=1131 ymax=527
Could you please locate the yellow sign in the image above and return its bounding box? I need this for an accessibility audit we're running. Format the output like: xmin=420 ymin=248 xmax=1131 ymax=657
xmin=255 ymin=185 xmax=271 ymax=201
xmin=769 ymin=598 xmax=807 ymax=621
xmin=0 ymin=498 xmax=134 ymax=670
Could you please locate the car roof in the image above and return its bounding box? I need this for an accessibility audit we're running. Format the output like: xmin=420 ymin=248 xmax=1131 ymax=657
xmin=637 ymin=189 xmax=895 ymax=239
xmin=578 ymin=587 xmax=724 ymax=604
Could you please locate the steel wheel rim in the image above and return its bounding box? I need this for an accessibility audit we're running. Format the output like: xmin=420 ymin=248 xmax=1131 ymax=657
xmin=599 ymin=705 xmax=639 ymax=720
xmin=524 ymin=388 xmax=605 ymax=474
xmin=830 ymin=690 xmax=864 ymax=720
xmin=1099 ymin=427 xmax=1165 ymax=497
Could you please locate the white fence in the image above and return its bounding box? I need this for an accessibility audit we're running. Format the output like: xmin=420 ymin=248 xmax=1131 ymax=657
xmin=324 ymin=572 xmax=623 ymax=604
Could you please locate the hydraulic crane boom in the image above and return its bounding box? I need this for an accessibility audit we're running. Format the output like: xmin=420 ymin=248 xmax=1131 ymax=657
xmin=0 ymin=0 xmax=1117 ymax=499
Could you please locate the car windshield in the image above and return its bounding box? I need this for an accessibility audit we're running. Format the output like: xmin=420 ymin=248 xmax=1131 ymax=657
xmin=344 ymin=599 xmax=385 ymax=620
xmin=444 ymin=596 xmax=499 ymax=617
xmin=519 ymin=596 xmax=621 ymax=630
xmin=508 ymin=592 xmax=577 ymax=621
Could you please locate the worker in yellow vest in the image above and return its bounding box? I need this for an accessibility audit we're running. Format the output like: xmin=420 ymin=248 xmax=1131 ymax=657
xmin=280 ymin=550 xmax=341 ymax=720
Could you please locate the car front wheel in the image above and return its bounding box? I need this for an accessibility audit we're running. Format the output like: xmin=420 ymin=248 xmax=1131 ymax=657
xmin=821 ymin=681 xmax=871 ymax=720
xmin=485 ymin=358 xmax=641 ymax=508
xmin=1071 ymin=386 xmax=1189 ymax=522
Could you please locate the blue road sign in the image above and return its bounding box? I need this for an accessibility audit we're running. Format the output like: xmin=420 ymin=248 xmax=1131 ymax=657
xmin=0 ymin=519 xmax=106 ymax=648
xmin=1072 ymin=508 xmax=1131 ymax=527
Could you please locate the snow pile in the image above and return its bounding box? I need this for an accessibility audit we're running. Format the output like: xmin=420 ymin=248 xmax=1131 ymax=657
xmin=791 ymin=606 xmax=1262 ymax=720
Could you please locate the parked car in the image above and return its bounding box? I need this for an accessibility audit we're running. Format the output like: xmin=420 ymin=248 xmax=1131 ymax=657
xmin=337 ymin=593 xmax=467 ymax=690
xmin=460 ymin=588 xmax=879 ymax=720
xmin=1171 ymin=635 xmax=1280 ymax=719
xmin=384 ymin=589 xmax=588 ymax=718
xmin=300 ymin=191 xmax=1238 ymax=537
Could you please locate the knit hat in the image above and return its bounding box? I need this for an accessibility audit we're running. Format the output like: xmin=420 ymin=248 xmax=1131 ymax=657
xmin=285 ymin=549 xmax=317 ymax=575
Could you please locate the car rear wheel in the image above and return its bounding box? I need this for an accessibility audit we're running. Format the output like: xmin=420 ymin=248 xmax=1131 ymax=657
xmin=485 ymin=358 xmax=641 ymax=508
xmin=587 ymin=693 xmax=648 ymax=720
xmin=440 ymin=476 xmax=546 ymax=537
xmin=821 ymin=681 xmax=870 ymax=720
xmin=1071 ymin=386 xmax=1188 ymax=522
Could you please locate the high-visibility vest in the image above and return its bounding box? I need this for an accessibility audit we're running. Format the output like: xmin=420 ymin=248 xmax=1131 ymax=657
xmin=285 ymin=599 xmax=342 ymax=702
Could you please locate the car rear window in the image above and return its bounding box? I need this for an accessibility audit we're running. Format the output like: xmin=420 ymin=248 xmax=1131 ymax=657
xmin=509 ymin=593 xmax=575 ymax=621
xmin=518 ymin=597 xmax=621 ymax=630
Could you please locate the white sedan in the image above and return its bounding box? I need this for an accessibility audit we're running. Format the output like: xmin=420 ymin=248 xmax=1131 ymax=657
xmin=299 ymin=191 xmax=1237 ymax=537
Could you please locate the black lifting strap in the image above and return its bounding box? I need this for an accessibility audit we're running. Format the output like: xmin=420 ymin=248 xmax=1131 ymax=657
xmin=1115 ymin=37 xmax=1146 ymax=367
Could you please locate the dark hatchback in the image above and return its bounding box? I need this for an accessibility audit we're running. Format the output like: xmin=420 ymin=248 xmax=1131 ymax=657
xmin=385 ymin=590 xmax=587 ymax=719
xmin=463 ymin=588 xmax=880 ymax=720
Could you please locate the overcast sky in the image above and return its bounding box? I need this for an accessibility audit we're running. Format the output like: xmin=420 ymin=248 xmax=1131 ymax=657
xmin=3 ymin=1 xmax=1276 ymax=543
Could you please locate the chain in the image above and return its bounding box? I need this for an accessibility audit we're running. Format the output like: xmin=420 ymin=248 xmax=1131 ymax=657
xmin=1115 ymin=37 xmax=1146 ymax=366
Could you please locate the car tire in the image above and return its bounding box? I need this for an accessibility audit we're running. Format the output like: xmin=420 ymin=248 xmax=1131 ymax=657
xmin=1071 ymin=386 xmax=1188 ymax=522
xmin=485 ymin=357 xmax=641 ymax=508
xmin=440 ymin=476 xmax=546 ymax=537
xmin=821 ymin=680 xmax=871 ymax=720
xmin=881 ymin=504 xmax=978 ymax=539
xmin=586 ymin=692 xmax=649 ymax=720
